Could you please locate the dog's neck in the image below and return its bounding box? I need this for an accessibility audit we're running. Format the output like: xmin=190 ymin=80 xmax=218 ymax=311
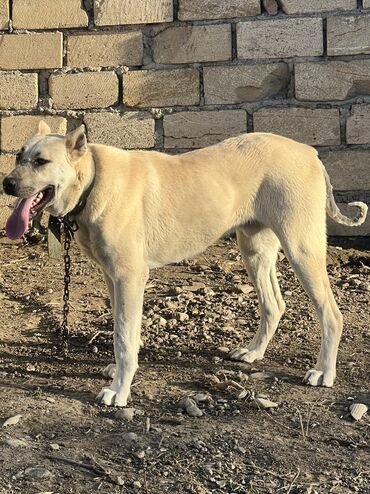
xmin=64 ymin=151 xmax=95 ymax=219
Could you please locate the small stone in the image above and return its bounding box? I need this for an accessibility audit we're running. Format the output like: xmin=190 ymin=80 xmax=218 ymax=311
xmin=177 ymin=312 xmax=189 ymax=322
xmin=349 ymin=403 xmax=368 ymax=421
xmin=217 ymin=346 xmax=230 ymax=354
xmin=24 ymin=467 xmax=51 ymax=479
xmin=179 ymin=397 xmax=203 ymax=417
xmin=133 ymin=480 xmax=142 ymax=489
xmin=50 ymin=443 xmax=60 ymax=450
xmin=134 ymin=450 xmax=145 ymax=459
xmin=26 ymin=363 xmax=36 ymax=372
xmin=115 ymin=408 xmax=135 ymax=422
xmin=122 ymin=432 xmax=138 ymax=443
xmin=4 ymin=438 xmax=29 ymax=448
xmin=193 ymin=392 xmax=213 ymax=403
xmin=3 ymin=414 xmax=22 ymax=427
xmin=284 ymin=290 xmax=292 ymax=296
xmin=249 ymin=371 xmax=269 ymax=380
xmin=238 ymin=389 xmax=249 ymax=400
xmin=117 ymin=476 xmax=125 ymax=486
xmin=255 ymin=397 xmax=278 ymax=409
xmin=233 ymin=284 xmax=254 ymax=295
xmin=158 ymin=317 xmax=167 ymax=327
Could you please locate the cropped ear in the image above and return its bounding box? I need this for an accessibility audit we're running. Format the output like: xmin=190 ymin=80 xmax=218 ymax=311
xmin=65 ymin=125 xmax=87 ymax=161
xmin=38 ymin=120 xmax=51 ymax=136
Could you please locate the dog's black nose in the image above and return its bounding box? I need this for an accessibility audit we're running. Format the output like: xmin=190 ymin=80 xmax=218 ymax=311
xmin=2 ymin=176 xmax=17 ymax=196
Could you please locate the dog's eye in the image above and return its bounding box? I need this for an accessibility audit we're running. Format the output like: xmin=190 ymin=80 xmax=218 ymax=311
xmin=34 ymin=158 xmax=50 ymax=166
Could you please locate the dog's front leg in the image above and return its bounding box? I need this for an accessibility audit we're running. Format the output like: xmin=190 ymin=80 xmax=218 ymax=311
xmin=97 ymin=267 xmax=148 ymax=407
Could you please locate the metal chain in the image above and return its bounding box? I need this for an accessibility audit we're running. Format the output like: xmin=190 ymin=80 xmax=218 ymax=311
xmin=61 ymin=217 xmax=79 ymax=337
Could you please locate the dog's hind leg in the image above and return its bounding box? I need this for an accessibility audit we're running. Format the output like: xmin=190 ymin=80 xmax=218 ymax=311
xmin=230 ymin=226 xmax=285 ymax=363
xmin=280 ymin=233 xmax=342 ymax=387
xmin=101 ymin=272 xmax=117 ymax=379
xmin=97 ymin=264 xmax=149 ymax=407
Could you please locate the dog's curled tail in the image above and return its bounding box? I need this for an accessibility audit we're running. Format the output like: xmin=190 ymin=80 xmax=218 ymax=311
xmin=321 ymin=162 xmax=368 ymax=227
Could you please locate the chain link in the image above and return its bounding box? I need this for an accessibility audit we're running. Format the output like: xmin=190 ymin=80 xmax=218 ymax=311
xmin=60 ymin=217 xmax=79 ymax=337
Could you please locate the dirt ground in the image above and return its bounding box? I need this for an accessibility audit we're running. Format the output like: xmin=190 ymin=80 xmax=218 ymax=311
xmin=0 ymin=233 xmax=369 ymax=494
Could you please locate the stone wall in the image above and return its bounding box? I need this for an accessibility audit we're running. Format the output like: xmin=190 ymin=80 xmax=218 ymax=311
xmin=0 ymin=0 xmax=370 ymax=235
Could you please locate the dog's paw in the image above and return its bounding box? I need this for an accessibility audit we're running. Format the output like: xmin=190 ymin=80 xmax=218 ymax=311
xmin=303 ymin=369 xmax=334 ymax=387
xmin=102 ymin=363 xmax=116 ymax=379
xmin=229 ymin=347 xmax=264 ymax=363
xmin=96 ymin=387 xmax=129 ymax=407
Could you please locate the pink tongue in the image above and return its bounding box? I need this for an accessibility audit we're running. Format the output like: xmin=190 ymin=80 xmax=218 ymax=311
xmin=5 ymin=195 xmax=36 ymax=240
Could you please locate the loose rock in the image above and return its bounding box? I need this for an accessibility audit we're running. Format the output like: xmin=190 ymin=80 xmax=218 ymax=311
xmin=2 ymin=414 xmax=22 ymax=427
xmin=24 ymin=467 xmax=51 ymax=479
xmin=122 ymin=432 xmax=138 ymax=443
xmin=115 ymin=407 xmax=135 ymax=422
xmin=255 ymin=397 xmax=279 ymax=409
xmin=349 ymin=403 xmax=368 ymax=421
xmin=179 ymin=397 xmax=203 ymax=417
xmin=3 ymin=438 xmax=29 ymax=448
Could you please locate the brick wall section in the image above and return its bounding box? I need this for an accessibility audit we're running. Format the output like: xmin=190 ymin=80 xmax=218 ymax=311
xmin=13 ymin=0 xmax=88 ymax=29
xmin=0 ymin=0 xmax=369 ymax=236
xmin=279 ymin=0 xmax=357 ymax=14
xmin=67 ymin=32 xmax=143 ymax=67
xmin=0 ymin=0 xmax=8 ymax=29
xmin=0 ymin=73 xmax=38 ymax=110
xmin=49 ymin=72 xmax=119 ymax=109
xmin=123 ymin=69 xmax=200 ymax=107
xmin=237 ymin=18 xmax=323 ymax=59
xmin=253 ymin=108 xmax=340 ymax=146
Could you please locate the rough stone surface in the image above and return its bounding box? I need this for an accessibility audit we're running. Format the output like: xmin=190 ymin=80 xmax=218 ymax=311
xmin=0 ymin=155 xmax=15 ymax=186
xmin=262 ymin=0 xmax=278 ymax=15
xmin=0 ymin=155 xmax=15 ymax=229
xmin=237 ymin=18 xmax=323 ymax=59
xmin=295 ymin=60 xmax=370 ymax=101
xmin=153 ymin=25 xmax=231 ymax=64
xmin=1 ymin=116 xmax=67 ymax=153
xmin=68 ymin=32 xmax=143 ymax=68
xmin=124 ymin=69 xmax=199 ymax=107
xmin=204 ymin=63 xmax=289 ymax=104
xmin=253 ymin=107 xmax=340 ymax=146
xmin=0 ymin=33 xmax=63 ymax=70
xmin=178 ymin=0 xmax=260 ymax=20
xmin=327 ymin=202 xmax=370 ymax=236
xmin=94 ymin=0 xmax=173 ymax=26
xmin=84 ymin=112 xmax=155 ymax=149
xmin=0 ymin=0 xmax=9 ymax=29
xmin=280 ymin=0 xmax=356 ymax=14
xmin=346 ymin=105 xmax=370 ymax=144
xmin=163 ymin=110 xmax=246 ymax=148
xmin=321 ymin=150 xmax=370 ymax=191
xmin=0 ymin=73 xmax=38 ymax=110
xmin=49 ymin=72 xmax=118 ymax=110
xmin=365 ymin=0 xmax=370 ymax=8
xmin=13 ymin=0 xmax=88 ymax=29
xmin=327 ymin=15 xmax=370 ymax=56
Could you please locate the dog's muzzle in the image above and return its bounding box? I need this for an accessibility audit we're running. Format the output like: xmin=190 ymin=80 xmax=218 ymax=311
xmin=2 ymin=176 xmax=18 ymax=196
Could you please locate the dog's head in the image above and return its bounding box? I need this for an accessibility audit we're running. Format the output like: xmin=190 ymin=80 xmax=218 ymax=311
xmin=3 ymin=121 xmax=88 ymax=240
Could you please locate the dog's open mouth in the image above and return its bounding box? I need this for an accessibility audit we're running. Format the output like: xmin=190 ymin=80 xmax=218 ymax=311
xmin=5 ymin=186 xmax=54 ymax=240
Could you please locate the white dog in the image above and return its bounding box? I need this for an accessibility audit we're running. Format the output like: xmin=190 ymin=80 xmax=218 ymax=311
xmin=3 ymin=122 xmax=367 ymax=406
